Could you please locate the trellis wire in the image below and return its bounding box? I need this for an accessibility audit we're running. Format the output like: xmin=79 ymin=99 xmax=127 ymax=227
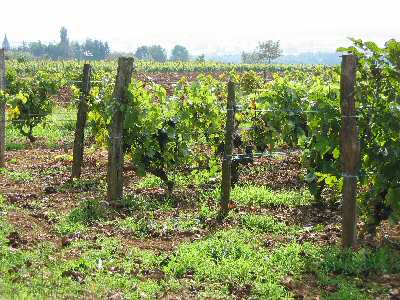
xmin=224 ymin=150 xmax=291 ymax=159
xmin=5 ymin=119 xmax=77 ymax=123
xmin=69 ymin=80 xmax=103 ymax=84
xmin=223 ymin=108 xmax=322 ymax=113
xmin=3 ymin=110 xmax=80 ymax=118
xmin=223 ymin=107 xmax=364 ymax=117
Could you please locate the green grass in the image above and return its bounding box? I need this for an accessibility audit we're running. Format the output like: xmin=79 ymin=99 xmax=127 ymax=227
xmin=164 ymin=229 xmax=311 ymax=298
xmin=134 ymin=169 xmax=219 ymax=190
xmin=164 ymin=228 xmax=400 ymax=299
xmin=1 ymin=204 xmax=399 ymax=300
xmin=0 ymin=221 xmax=167 ymax=299
xmin=231 ymin=185 xmax=313 ymax=207
xmin=56 ymin=199 xmax=106 ymax=235
xmin=239 ymin=213 xmax=289 ymax=234
xmin=1 ymin=134 xmax=398 ymax=299
xmin=118 ymin=212 xmax=201 ymax=238
xmin=61 ymin=178 xmax=103 ymax=192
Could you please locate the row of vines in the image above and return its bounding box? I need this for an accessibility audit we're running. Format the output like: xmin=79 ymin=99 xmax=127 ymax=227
xmin=1 ymin=39 xmax=399 ymax=237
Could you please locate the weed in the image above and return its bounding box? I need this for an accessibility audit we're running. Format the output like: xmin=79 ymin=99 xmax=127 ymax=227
xmin=56 ymin=199 xmax=106 ymax=235
xmin=0 ymin=168 xmax=33 ymax=182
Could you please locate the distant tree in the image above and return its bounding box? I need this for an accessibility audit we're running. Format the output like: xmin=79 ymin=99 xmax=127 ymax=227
xmin=257 ymin=40 xmax=282 ymax=63
xmin=241 ymin=51 xmax=260 ymax=64
xmin=2 ymin=35 xmax=10 ymax=50
xmin=104 ymin=42 xmax=111 ymax=59
xmin=134 ymin=46 xmax=151 ymax=60
xmin=195 ymin=54 xmax=205 ymax=62
xmin=82 ymin=39 xmax=110 ymax=60
xmin=70 ymin=41 xmax=84 ymax=60
xmin=15 ymin=41 xmax=29 ymax=52
xmin=241 ymin=40 xmax=282 ymax=64
xmin=29 ymin=41 xmax=47 ymax=57
xmin=149 ymin=45 xmax=167 ymax=62
xmin=47 ymin=43 xmax=61 ymax=60
xmin=11 ymin=28 xmax=110 ymax=61
xmin=170 ymin=45 xmax=189 ymax=61
xmin=58 ymin=27 xmax=71 ymax=59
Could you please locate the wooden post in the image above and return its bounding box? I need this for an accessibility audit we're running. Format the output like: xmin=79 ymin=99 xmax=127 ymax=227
xmin=0 ymin=49 xmax=6 ymax=168
xmin=340 ymin=54 xmax=359 ymax=248
xmin=107 ymin=57 xmax=134 ymax=204
xmin=71 ymin=63 xmax=92 ymax=179
xmin=219 ymin=80 xmax=236 ymax=218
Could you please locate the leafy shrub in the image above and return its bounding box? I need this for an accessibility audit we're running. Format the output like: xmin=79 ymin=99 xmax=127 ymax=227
xmin=6 ymin=69 xmax=62 ymax=142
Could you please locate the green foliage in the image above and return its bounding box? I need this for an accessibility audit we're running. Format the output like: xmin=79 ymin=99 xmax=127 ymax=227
xmin=239 ymin=71 xmax=264 ymax=94
xmin=337 ymin=39 xmax=400 ymax=231
xmin=89 ymin=74 xmax=225 ymax=192
xmin=5 ymin=68 xmax=63 ymax=142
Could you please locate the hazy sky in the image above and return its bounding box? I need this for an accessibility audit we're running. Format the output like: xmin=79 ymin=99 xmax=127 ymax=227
xmin=1 ymin=0 xmax=399 ymax=54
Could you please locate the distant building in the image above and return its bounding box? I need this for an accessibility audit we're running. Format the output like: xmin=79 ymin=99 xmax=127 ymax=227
xmin=2 ymin=35 xmax=10 ymax=50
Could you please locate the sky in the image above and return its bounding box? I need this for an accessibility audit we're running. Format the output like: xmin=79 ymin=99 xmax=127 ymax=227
xmin=1 ymin=0 xmax=399 ymax=55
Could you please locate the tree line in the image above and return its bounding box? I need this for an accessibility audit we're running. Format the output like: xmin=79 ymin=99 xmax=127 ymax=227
xmin=3 ymin=29 xmax=283 ymax=64
xmin=132 ymin=44 xmax=205 ymax=62
xmin=3 ymin=28 xmax=198 ymax=62
xmin=11 ymin=27 xmax=110 ymax=60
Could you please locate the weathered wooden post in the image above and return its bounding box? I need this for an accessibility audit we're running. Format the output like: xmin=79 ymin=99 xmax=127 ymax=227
xmin=107 ymin=57 xmax=134 ymax=204
xmin=340 ymin=54 xmax=359 ymax=248
xmin=0 ymin=49 xmax=6 ymax=168
xmin=219 ymin=80 xmax=236 ymax=218
xmin=71 ymin=63 xmax=92 ymax=179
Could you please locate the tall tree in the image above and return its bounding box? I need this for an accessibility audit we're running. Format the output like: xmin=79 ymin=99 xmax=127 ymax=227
xmin=58 ymin=26 xmax=70 ymax=59
xmin=2 ymin=35 xmax=10 ymax=50
xmin=134 ymin=46 xmax=151 ymax=60
xmin=149 ymin=45 xmax=167 ymax=62
xmin=170 ymin=45 xmax=189 ymax=61
xmin=257 ymin=40 xmax=282 ymax=63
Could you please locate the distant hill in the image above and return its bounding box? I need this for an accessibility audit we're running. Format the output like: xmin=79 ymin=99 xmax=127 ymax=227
xmin=276 ymin=52 xmax=340 ymax=65
xmin=204 ymin=52 xmax=341 ymax=65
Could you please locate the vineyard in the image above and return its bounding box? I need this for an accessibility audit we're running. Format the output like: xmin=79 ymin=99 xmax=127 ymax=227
xmin=0 ymin=39 xmax=400 ymax=299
